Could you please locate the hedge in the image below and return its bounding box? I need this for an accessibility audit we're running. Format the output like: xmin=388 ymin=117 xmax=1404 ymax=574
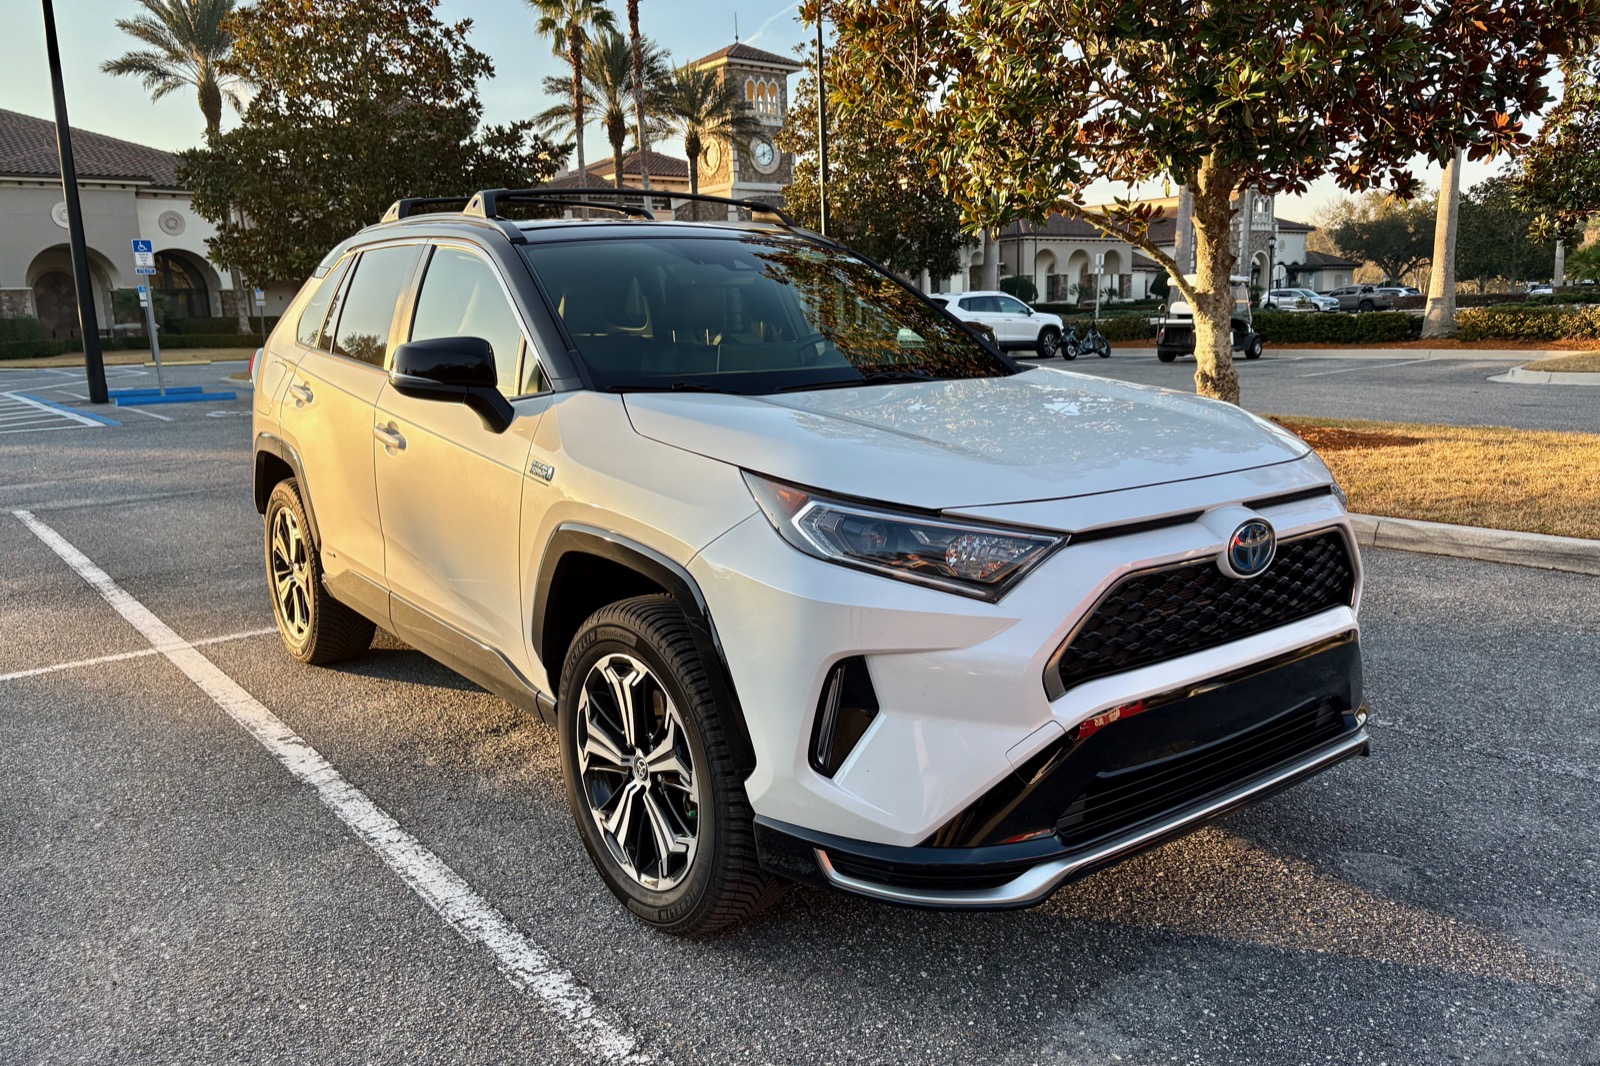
xmin=117 ymin=333 xmax=261 ymax=350
xmin=0 ymin=317 xmax=48 ymax=343
xmin=1456 ymin=304 xmax=1600 ymax=341
xmin=0 ymin=339 xmax=70 ymax=360
xmin=1253 ymin=310 xmax=1422 ymax=344
xmin=1058 ymin=314 xmax=1158 ymax=342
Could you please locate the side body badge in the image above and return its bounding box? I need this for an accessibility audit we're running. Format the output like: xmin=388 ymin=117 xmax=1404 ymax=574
xmin=528 ymin=459 xmax=556 ymax=483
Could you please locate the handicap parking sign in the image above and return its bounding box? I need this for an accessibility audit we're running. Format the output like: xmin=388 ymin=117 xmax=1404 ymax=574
xmin=131 ymin=239 xmax=155 ymax=271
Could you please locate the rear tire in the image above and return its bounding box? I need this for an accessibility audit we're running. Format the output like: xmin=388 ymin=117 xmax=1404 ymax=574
xmin=559 ymin=595 xmax=784 ymax=936
xmin=264 ymin=479 xmax=375 ymax=665
xmin=1157 ymin=350 xmax=1178 ymax=363
xmin=1037 ymin=327 xmax=1061 ymax=358
xmin=1358 ymin=300 xmax=1374 ymax=313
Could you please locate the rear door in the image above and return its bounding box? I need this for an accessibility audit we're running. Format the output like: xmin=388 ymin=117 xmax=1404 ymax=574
xmin=280 ymin=243 xmax=421 ymax=622
xmin=373 ymin=242 xmax=545 ymax=664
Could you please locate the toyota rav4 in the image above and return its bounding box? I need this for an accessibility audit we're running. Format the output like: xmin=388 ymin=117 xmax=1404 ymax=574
xmin=252 ymin=188 xmax=1370 ymax=936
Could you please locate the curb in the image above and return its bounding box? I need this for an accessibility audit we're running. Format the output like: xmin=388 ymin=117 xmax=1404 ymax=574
xmin=1349 ymin=514 xmax=1600 ymax=576
xmin=1490 ymin=365 xmax=1600 ymax=386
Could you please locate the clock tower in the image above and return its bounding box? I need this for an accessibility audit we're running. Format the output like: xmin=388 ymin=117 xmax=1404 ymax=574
xmin=688 ymin=42 xmax=802 ymax=210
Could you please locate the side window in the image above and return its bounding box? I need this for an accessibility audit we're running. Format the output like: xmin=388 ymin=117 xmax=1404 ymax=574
xmin=522 ymin=346 xmax=550 ymax=396
xmin=328 ymin=245 xmax=420 ymax=367
xmin=997 ymin=295 xmax=1030 ymax=314
xmin=410 ymin=245 xmax=527 ymax=395
xmin=295 ymin=256 xmax=351 ymax=350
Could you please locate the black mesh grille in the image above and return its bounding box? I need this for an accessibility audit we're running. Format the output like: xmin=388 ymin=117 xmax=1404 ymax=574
xmin=1053 ymin=532 xmax=1355 ymax=694
xmin=1055 ymin=698 xmax=1348 ymax=847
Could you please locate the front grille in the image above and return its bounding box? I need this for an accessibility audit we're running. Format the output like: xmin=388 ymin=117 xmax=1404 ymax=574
xmin=1055 ymin=698 xmax=1348 ymax=847
xmin=1051 ymin=531 xmax=1355 ymax=696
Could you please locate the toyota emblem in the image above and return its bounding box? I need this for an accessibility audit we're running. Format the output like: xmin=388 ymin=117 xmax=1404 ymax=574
xmin=1220 ymin=519 xmax=1276 ymax=579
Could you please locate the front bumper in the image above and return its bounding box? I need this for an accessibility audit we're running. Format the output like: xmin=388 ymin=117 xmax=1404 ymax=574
xmin=754 ymin=633 xmax=1369 ymax=908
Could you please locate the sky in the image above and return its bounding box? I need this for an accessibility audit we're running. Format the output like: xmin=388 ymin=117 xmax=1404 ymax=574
xmin=3 ymin=0 xmax=1504 ymax=225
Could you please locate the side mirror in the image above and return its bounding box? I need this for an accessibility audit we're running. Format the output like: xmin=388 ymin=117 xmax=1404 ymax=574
xmin=389 ymin=336 xmax=513 ymax=433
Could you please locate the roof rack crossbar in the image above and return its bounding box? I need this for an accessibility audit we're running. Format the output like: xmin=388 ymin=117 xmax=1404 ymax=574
xmin=466 ymin=189 xmax=656 ymax=221
xmin=467 ymin=186 xmax=795 ymax=227
xmin=381 ymin=195 xmax=475 ymax=223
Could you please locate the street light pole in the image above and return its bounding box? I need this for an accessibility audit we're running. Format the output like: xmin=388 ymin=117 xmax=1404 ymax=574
xmin=1267 ymin=231 xmax=1277 ymax=304
xmin=40 ymin=0 xmax=108 ymax=405
xmin=815 ymin=8 xmax=828 ymax=237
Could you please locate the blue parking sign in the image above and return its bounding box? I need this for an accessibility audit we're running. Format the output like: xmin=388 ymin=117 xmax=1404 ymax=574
xmin=131 ymin=239 xmax=153 ymax=255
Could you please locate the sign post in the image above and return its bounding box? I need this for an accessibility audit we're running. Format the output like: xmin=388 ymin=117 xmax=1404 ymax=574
xmin=253 ymin=286 xmax=266 ymax=344
xmin=1093 ymin=252 xmax=1106 ymax=324
xmin=132 ymin=240 xmax=165 ymax=396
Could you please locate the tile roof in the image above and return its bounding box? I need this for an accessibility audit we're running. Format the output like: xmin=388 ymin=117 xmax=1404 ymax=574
xmin=0 ymin=108 xmax=180 ymax=187
xmin=545 ymin=149 xmax=690 ymax=187
xmin=690 ymin=41 xmax=802 ymax=71
xmin=1000 ymin=215 xmax=1120 ymax=239
xmin=1288 ymin=249 xmax=1359 ymax=269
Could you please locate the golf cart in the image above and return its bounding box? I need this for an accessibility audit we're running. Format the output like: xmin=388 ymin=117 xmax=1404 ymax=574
xmin=1155 ymin=275 xmax=1265 ymax=363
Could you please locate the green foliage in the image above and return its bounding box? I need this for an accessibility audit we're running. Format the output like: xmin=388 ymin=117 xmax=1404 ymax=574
xmin=165 ymin=316 xmax=250 ymax=334
xmin=1253 ymin=311 xmax=1422 ymax=344
xmin=1456 ymin=173 xmax=1562 ymax=287
xmin=780 ymin=43 xmax=967 ymax=280
xmin=658 ymin=64 xmax=761 ymax=197
xmin=1057 ymin=315 xmax=1158 ymax=342
xmin=1516 ymin=56 xmax=1600 ymax=234
xmin=1321 ymin=193 xmax=1435 ymax=285
xmin=101 ymin=0 xmax=244 ymax=135
xmin=133 ymin=333 xmax=260 ymax=349
xmin=1565 ymin=242 xmax=1600 ymax=282
xmin=1457 ymin=303 xmax=1600 ymax=340
xmin=0 ymin=340 xmax=71 ymax=360
xmin=0 ymin=317 xmax=48 ymax=343
xmin=536 ymin=31 xmax=668 ymax=185
xmin=999 ymin=276 xmax=1038 ymax=303
xmin=177 ymin=0 xmax=562 ymax=283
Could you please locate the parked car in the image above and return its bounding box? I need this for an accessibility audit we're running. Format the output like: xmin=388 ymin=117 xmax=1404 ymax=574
xmin=1374 ymin=286 xmax=1420 ymax=301
xmin=1263 ymin=287 xmax=1338 ymax=312
xmin=1158 ymin=275 xmax=1266 ymax=362
xmin=939 ymin=290 xmax=1066 ymax=357
xmin=1324 ymin=285 xmax=1396 ymax=313
xmin=928 ymin=297 xmax=1000 ymax=347
xmin=1526 ymin=283 xmax=1554 ymax=296
xmin=252 ymin=187 xmax=1369 ymax=935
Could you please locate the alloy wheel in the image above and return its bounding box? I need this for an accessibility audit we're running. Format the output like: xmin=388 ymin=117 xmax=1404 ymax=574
xmin=576 ymin=653 xmax=700 ymax=891
xmin=269 ymin=506 xmax=312 ymax=643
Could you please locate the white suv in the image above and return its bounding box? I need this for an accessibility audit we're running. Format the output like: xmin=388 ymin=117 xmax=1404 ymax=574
xmin=253 ymin=188 xmax=1369 ymax=936
xmin=937 ymin=290 xmax=1066 ymax=357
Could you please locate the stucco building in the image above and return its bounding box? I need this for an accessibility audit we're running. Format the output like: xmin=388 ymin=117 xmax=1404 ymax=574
xmin=0 ymin=108 xmax=262 ymax=338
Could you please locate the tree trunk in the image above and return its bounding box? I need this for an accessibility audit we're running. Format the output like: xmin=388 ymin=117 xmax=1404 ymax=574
xmin=570 ymin=28 xmax=586 ymax=179
xmin=199 ymin=77 xmax=222 ymax=138
xmin=980 ymin=230 xmax=998 ymax=290
xmin=1555 ymin=239 xmax=1567 ymax=288
xmin=611 ymin=118 xmax=625 ymax=190
xmin=629 ymin=0 xmax=649 ymax=191
xmin=685 ymin=131 xmax=701 ymax=219
xmin=1188 ymin=157 xmax=1242 ymax=405
xmin=1422 ymin=150 xmax=1463 ymax=339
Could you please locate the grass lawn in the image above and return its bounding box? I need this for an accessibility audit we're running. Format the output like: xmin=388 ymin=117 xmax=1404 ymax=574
xmin=1522 ymin=352 xmax=1600 ymax=372
xmin=0 ymin=346 xmax=255 ymax=370
xmin=1270 ymin=417 xmax=1600 ymax=540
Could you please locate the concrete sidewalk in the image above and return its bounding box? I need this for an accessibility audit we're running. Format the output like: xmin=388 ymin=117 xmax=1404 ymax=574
xmin=1350 ymin=513 xmax=1600 ymax=576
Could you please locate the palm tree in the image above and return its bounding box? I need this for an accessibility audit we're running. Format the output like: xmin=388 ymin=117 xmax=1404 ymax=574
xmin=536 ymin=32 xmax=666 ymax=188
xmin=528 ymin=0 xmax=617 ymax=181
xmin=103 ymin=0 xmax=248 ymax=329
xmin=658 ymin=65 xmax=761 ymax=205
xmin=627 ymin=0 xmax=648 ymax=190
xmin=101 ymin=0 xmax=244 ymax=136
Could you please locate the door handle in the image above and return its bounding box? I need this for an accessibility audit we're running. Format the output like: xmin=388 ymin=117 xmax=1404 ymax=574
xmin=373 ymin=423 xmax=406 ymax=451
xmin=288 ymin=382 xmax=313 ymax=404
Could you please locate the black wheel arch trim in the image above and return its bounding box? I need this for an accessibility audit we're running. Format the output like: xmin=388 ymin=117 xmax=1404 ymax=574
xmin=533 ymin=523 xmax=758 ymax=777
xmin=254 ymin=432 xmax=321 ymax=548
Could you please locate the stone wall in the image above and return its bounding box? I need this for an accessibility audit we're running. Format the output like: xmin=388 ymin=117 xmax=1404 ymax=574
xmin=0 ymin=288 xmax=32 ymax=318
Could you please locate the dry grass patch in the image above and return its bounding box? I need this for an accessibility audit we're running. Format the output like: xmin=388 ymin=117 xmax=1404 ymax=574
xmin=1269 ymin=417 xmax=1600 ymax=540
xmin=1522 ymin=352 xmax=1600 ymax=372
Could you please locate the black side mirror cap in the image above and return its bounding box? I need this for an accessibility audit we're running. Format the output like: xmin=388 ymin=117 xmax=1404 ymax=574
xmin=389 ymin=336 xmax=514 ymax=433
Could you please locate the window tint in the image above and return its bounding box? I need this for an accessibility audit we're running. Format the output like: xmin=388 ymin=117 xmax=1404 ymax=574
xmin=963 ymin=296 xmax=1000 ymax=313
xmin=296 ymin=256 xmax=351 ymax=349
xmin=330 ymin=245 xmax=419 ymax=367
xmin=410 ymin=246 xmax=526 ymax=394
xmin=997 ymin=295 xmax=1030 ymax=314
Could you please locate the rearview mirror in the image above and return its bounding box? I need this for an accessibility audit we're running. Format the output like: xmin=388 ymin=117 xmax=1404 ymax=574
xmin=389 ymin=336 xmax=513 ymax=433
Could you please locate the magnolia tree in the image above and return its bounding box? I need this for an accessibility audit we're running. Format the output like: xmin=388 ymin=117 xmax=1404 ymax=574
xmin=826 ymin=0 xmax=1600 ymax=402
xmin=1516 ymin=55 xmax=1600 ymax=233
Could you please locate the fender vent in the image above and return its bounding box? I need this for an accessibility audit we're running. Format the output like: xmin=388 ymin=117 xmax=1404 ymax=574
xmin=811 ymin=657 xmax=879 ymax=778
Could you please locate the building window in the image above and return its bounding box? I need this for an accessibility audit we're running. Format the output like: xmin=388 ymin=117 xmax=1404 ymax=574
xmin=152 ymin=251 xmax=209 ymax=319
xmin=745 ymin=76 xmax=780 ymax=116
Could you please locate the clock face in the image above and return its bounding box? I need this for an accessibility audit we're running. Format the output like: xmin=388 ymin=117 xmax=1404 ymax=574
xmin=703 ymin=141 xmax=721 ymax=171
xmin=751 ymin=138 xmax=777 ymax=171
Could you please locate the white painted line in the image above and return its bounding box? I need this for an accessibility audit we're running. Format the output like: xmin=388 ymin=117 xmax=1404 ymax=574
xmin=0 ymin=424 xmax=85 ymax=436
xmin=125 ymin=406 xmax=174 ymax=421
xmin=0 ymin=627 xmax=277 ymax=683
xmin=11 ymin=509 xmax=651 ymax=1065
xmin=1298 ymin=358 xmax=1431 ymax=378
xmin=2 ymin=391 xmax=111 ymax=426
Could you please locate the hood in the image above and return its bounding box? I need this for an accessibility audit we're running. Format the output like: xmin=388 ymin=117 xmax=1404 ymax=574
xmin=623 ymin=368 xmax=1309 ymax=511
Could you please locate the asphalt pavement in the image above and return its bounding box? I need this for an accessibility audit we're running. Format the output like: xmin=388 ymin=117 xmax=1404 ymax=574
xmin=2 ymin=361 xmax=1597 ymax=1064
xmin=1045 ymin=349 xmax=1600 ymax=432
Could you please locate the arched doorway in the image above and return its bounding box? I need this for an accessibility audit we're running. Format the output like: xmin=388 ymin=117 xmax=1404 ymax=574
xmin=32 ymin=271 xmax=78 ymax=338
xmin=152 ymin=251 xmax=211 ymax=319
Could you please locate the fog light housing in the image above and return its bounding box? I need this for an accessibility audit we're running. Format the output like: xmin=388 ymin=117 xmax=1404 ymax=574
xmin=811 ymin=657 xmax=879 ymax=778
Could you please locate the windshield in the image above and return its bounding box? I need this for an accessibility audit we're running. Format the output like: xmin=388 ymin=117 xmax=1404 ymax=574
xmin=521 ymin=235 xmax=1014 ymax=393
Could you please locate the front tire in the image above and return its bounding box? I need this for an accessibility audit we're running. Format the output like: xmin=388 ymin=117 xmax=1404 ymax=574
xmin=558 ymin=595 xmax=783 ymax=936
xmin=264 ymin=479 xmax=375 ymax=665
xmin=1245 ymin=336 xmax=1265 ymax=360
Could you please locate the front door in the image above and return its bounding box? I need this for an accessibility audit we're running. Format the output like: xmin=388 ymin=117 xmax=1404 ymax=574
xmin=374 ymin=243 xmax=544 ymax=663
xmin=995 ymin=294 xmax=1035 ymax=344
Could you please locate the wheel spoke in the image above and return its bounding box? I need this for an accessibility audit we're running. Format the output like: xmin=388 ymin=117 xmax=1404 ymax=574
xmin=603 ymin=779 xmax=641 ymax=840
xmin=641 ymin=788 xmax=690 ymax=876
xmin=579 ymin=705 xmax=630 ymax=774
xmin=600 ymin=660 xmax=646 ymax=749
xmin=644 ymin=718 xmax=692 ymax=789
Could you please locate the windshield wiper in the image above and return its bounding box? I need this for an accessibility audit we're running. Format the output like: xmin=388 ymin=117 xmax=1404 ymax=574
xmin=769 ymin=369 xmax=938 ymax=394
xmin=605 ymin=382 xmax=738 ymax=394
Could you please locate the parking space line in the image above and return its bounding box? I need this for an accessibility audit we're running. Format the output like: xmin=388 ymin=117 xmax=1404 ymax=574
xmin=124 ymin=406 xmax=174 ymax=421
xmin=1298 ymin=358 xmax=1431 ymax=378
xmin=0 ymin=627 xmax=277 ymax=683
xmin=1 ymin=391 xmax=119 ymax=427
xmin=11 ymin=509 xmax=651 ymax=1066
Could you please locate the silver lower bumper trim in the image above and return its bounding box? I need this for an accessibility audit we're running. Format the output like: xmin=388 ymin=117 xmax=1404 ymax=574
xmin=815 ymin=727 xmax=1370 ymax=908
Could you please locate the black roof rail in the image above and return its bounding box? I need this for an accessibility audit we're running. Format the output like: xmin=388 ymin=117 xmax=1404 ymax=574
xmin=465 ymin=186 xmax=795 ymax=227
xmin=381 ymin=195 xmax=475 ymax=223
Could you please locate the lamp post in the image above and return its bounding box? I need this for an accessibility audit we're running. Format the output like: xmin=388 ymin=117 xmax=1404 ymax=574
xmin=40 ymin=0 xmax=108 ymax=405
xmin=1093 ymin=252 xmax=1105 ymax=323
xmin=814 ymin=6 xmax=828 ymax=237
xmin=1266 ymin=231 xmax=1278 ymax=305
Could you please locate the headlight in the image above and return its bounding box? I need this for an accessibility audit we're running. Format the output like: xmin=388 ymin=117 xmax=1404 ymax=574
xmin=744 ymin=472 xmax=1064 ymax=601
